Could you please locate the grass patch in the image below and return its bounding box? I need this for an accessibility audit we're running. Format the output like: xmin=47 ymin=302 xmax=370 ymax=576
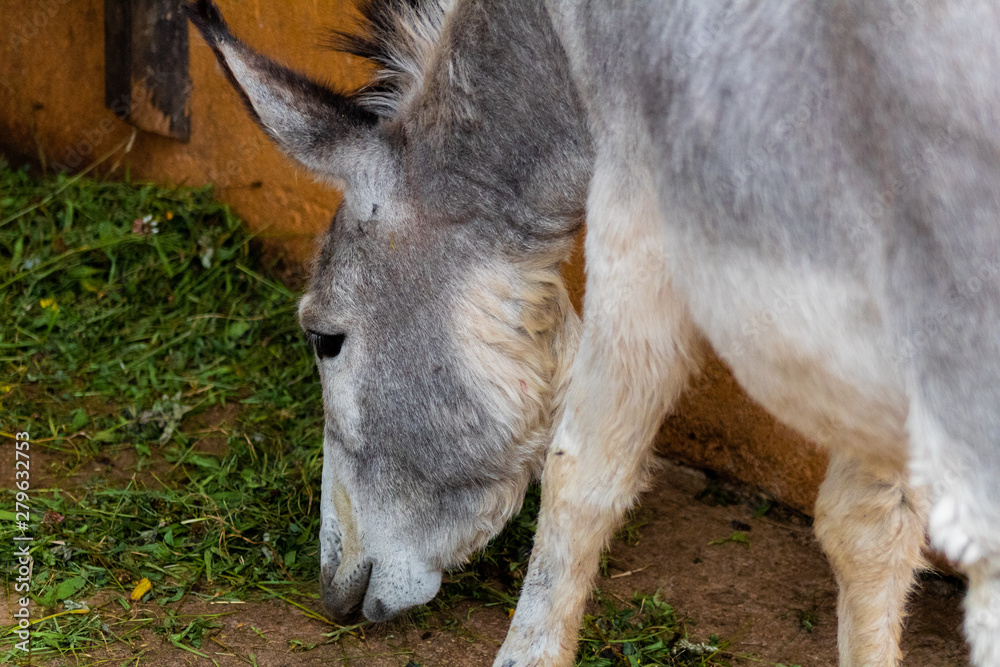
xmin=578 ymin=592 xmax=728 ymax=666
xmin=0 ymin=158 xmax=326 ymax=662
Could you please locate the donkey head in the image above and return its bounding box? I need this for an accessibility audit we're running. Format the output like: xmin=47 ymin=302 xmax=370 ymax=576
xmin=188 ymin=0 xmax=591 ymax=621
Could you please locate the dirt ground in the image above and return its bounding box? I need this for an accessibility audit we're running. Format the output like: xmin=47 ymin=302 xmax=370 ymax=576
xmin=10 ymin=458 xmax=970 ymax=667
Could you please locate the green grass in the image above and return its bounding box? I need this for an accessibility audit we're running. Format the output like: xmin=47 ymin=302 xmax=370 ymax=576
xmin=0 ymin=159 xmax=732 ymax=666
xmin=0 ymin=158 xmax=327 ymax=662
xmin=577 ymin=592 xmax=728 ymax=667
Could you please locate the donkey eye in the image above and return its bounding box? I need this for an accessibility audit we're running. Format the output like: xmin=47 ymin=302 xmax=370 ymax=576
xmin=306 ymin=331 xmax=345 ymax=359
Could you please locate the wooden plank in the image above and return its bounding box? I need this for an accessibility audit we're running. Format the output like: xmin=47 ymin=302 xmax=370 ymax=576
xmin=104 ymin=0 xmax=191 ymax=141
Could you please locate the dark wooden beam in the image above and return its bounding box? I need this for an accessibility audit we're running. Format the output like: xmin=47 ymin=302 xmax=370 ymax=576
xmin=105 ymin=0 xmax=191 ymax=141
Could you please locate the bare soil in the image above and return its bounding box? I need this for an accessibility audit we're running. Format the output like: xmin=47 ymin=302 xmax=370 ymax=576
xmin=7 ymin=458 xmax=970 ymax=667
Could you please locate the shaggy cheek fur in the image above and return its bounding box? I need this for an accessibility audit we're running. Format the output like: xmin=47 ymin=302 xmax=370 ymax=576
xmin=450 ymin=251 xmax=581 ymax=563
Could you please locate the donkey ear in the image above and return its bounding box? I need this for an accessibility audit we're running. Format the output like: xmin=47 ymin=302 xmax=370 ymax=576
xmin=186 ymin=0 xmax=382 ymax=184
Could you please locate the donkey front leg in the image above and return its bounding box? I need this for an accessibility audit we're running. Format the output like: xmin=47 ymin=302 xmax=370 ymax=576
xmin=494 ymin=160 xmax=697 ymax=667
xmin=814 ymin=452 xmax=929 ymax=667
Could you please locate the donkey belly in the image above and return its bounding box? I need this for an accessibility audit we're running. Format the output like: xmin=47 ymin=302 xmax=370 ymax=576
xmin=553 ymin=0 xmax=914 ymax=467
xmin=678 ymin=251 xmax=910 ymax=469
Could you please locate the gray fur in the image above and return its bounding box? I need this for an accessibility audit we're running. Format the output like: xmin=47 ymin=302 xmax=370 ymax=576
xmin=190 ymin=0 xmax=1000 ymax=661
xmin=551 ymin=0 xmax=1000 ymax=537
xmin=299 ymin=0 xmax=591 ymax=621
xmin=189 ymin=0 xmax=590 ymax=622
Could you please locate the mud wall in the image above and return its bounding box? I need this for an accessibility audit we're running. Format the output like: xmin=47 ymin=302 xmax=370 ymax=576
xmin=1 ymin=0 xmax=828 ymax=514
xmin=1 ymin=0 xmax=368 ymax=260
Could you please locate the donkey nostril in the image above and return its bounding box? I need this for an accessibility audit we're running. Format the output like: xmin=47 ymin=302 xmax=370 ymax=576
xmin=321 ymin=598 xmax=357 ymax=624
xmin=321 ymin=560 xmax=371 ymax=623
xmin=366 ymin=597 xmax=391 ymax=623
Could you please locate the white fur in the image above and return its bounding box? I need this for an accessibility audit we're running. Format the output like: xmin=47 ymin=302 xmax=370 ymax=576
xmin=497 ymin=142 xmax=698 ymax=667
xmin=495 ymin=82 xmax=997 ymax=667
xmin=493 ymin=186 xmax=992 ymax=665
xmin=815 ymin=454 xmax=928 ymax=666
xmin=909 ymin=395 xmax=1000 ymax=568
xmin=214 ymin=0 xmax=1000 ymax=660
xmin=965 ymin=560 xmax=1000 ymax=666
xmin=452 ymin=254 xmax=581 ymax=546
xmin=676 ymin=253 xmax=910 ymax=471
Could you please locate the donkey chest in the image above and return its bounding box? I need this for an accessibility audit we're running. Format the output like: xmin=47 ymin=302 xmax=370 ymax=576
xmin=678 ymin=254 xmax=910 ymax=464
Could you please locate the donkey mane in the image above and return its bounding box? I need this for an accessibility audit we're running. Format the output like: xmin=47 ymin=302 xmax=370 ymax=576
xmin=329 ymin=0 xmax=455 ymax=117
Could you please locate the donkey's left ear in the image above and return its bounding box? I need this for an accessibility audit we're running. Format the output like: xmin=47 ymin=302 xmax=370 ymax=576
xmin=187 ymin=0 xmax=383 ymax=185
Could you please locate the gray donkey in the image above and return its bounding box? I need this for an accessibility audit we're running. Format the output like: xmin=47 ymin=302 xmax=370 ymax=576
xmin=188 ymin=1 xmax=1000 ymax=665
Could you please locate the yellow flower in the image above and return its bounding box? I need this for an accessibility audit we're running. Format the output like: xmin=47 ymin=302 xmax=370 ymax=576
xmin=165 ymin=211 xmax=174 ymax=220
xmin=130 ymin=578 xmax=153 ymax=601
xmin=0 ymin=384 xmax=12 ymax=394
xmin=40 ymin=298 xmax=59 ymax=313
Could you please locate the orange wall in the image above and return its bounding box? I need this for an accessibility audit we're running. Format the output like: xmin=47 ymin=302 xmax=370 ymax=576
xmin=0 ymin=0 xmax=829 ymax=514
xmin=1 ymin=0 xmax=371 ymax=260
